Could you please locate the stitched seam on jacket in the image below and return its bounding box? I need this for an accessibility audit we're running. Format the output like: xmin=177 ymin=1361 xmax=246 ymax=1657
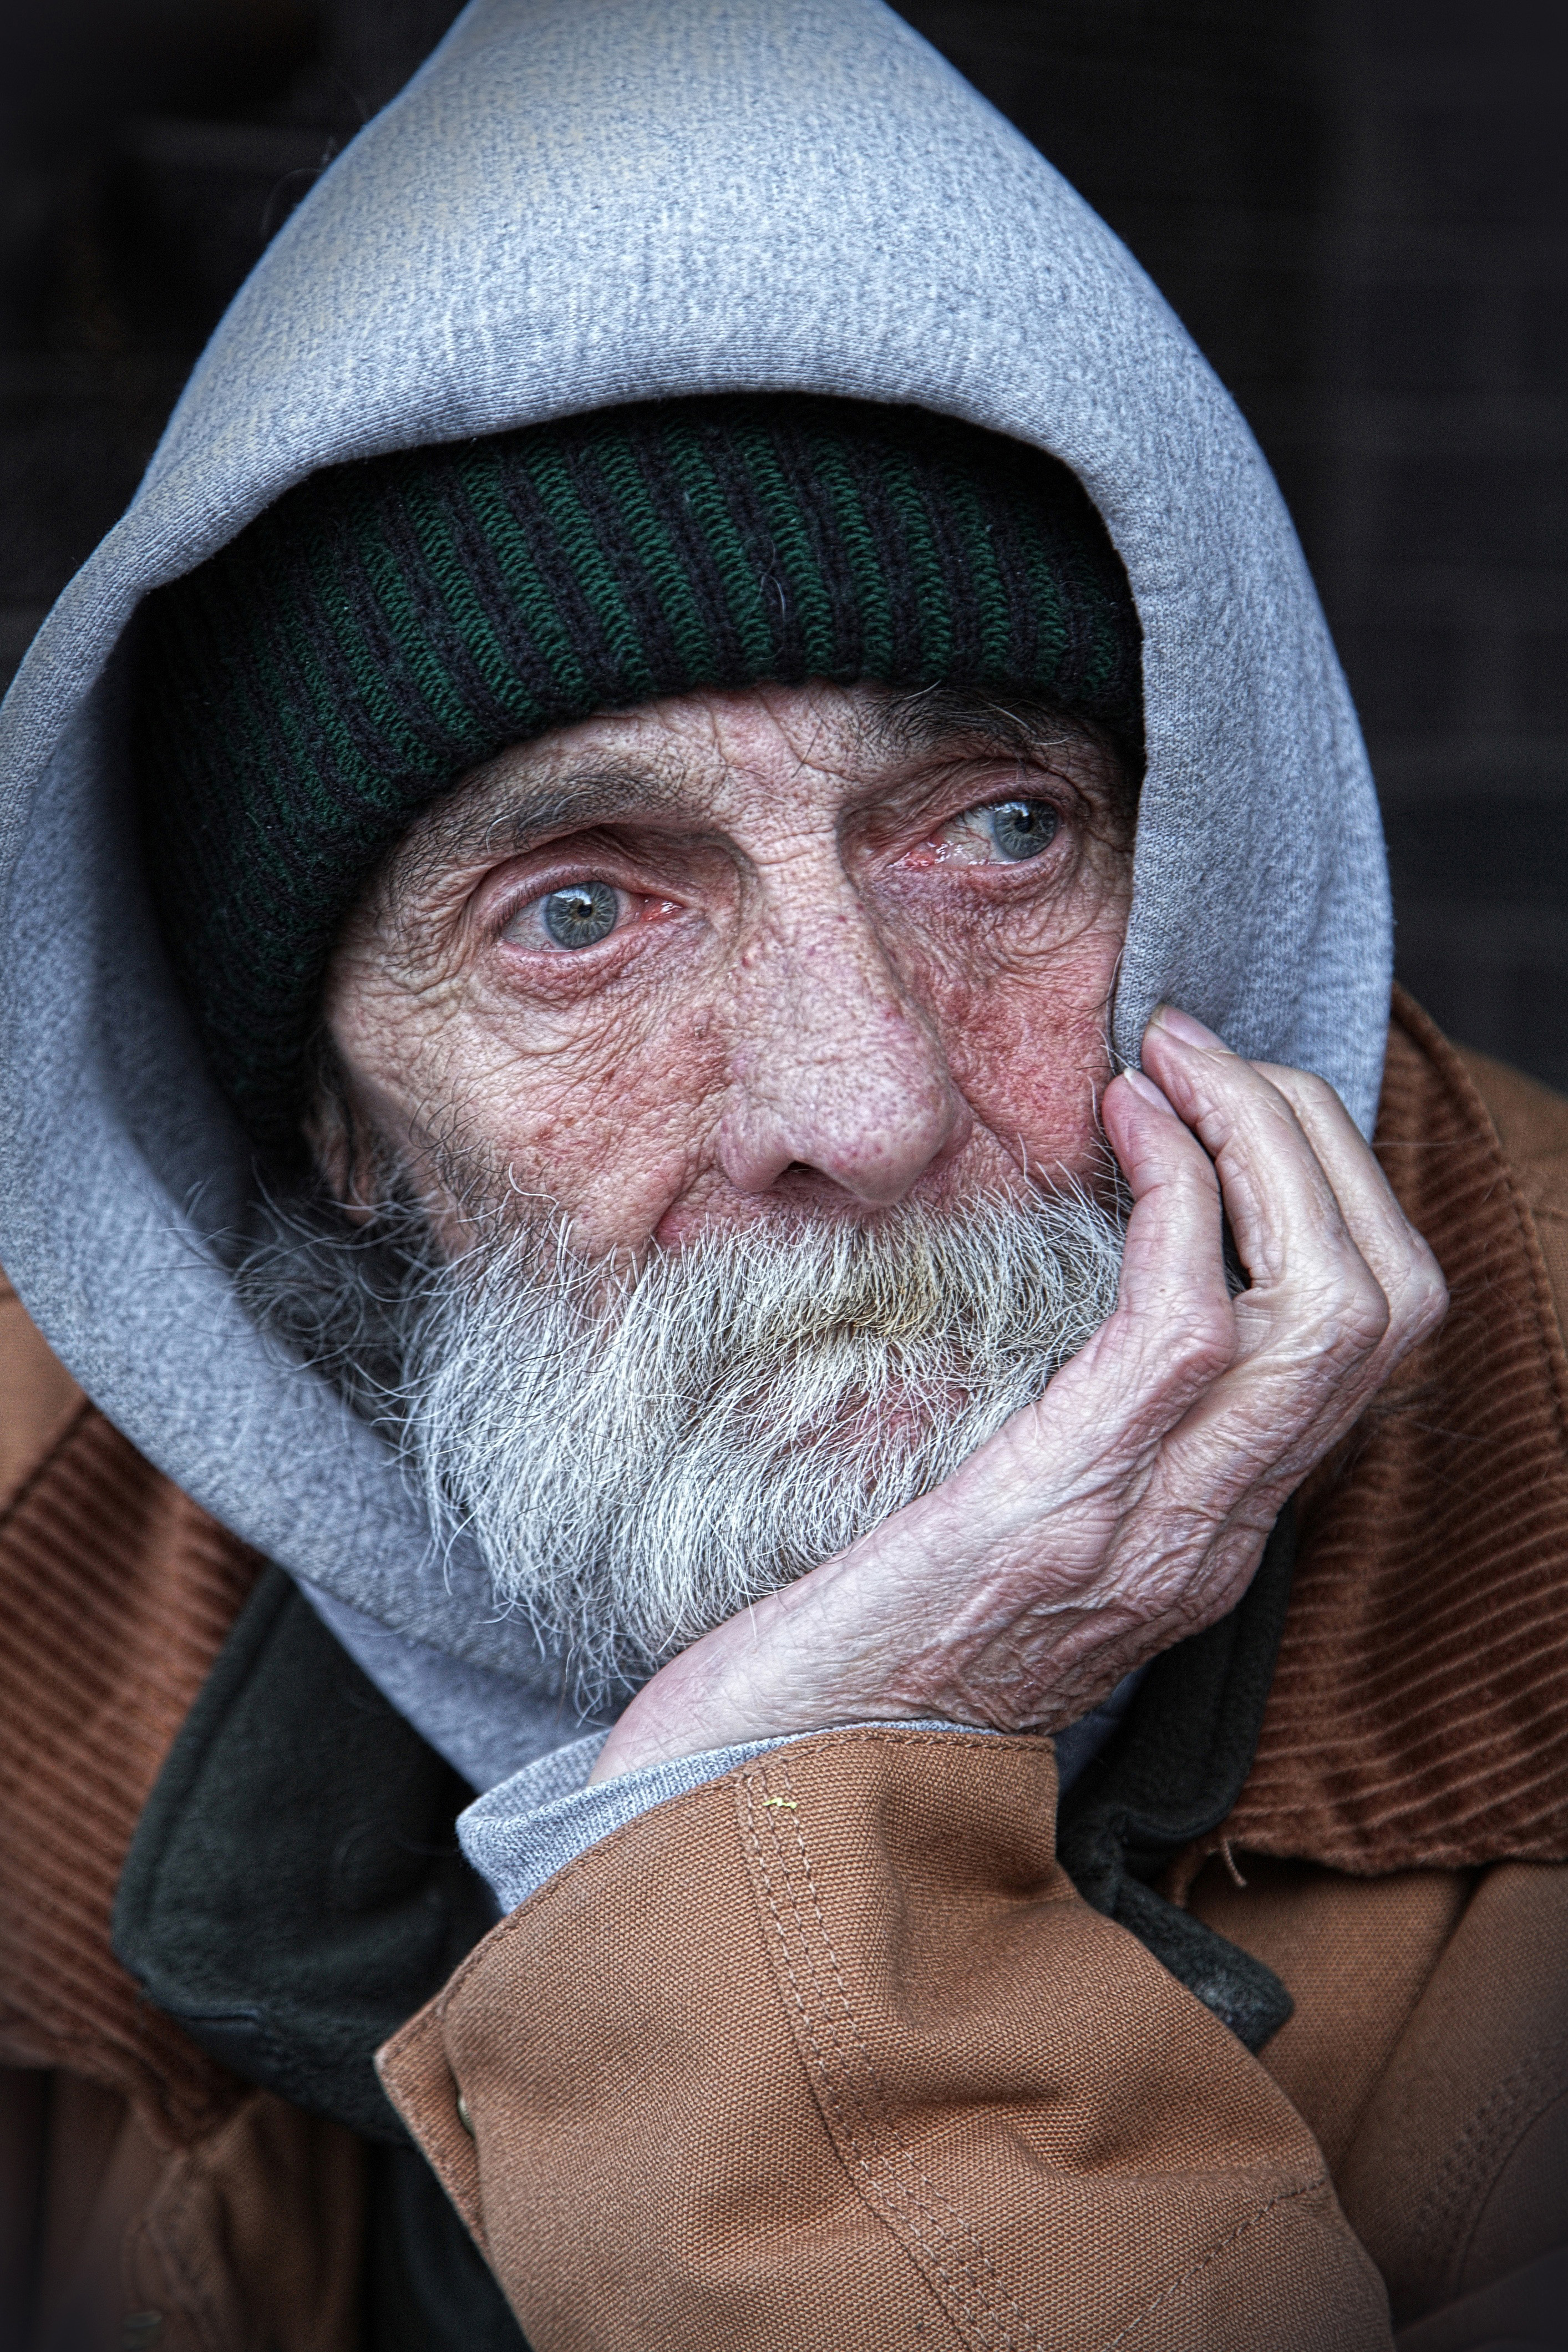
xmin=744 ymin=1766 xmax=1008 ymax=2349
xmin=741 ymin=1757 xmax=1039 ymax=2352
xmin=1097 ymin=2176 xmax=1328 ymax=2351
xmin=741 ymin=1765 xmax=999 ymax=2340
xmin=434 ymin=1726 xmax=1047 ymax=2016
xmin=770 ymin=1760 xmax=1043 ymax=2350
xmin=384 ymin=2009 xmax=490 ymax=2253
xmin=1411 ymin=2029 xmax=1568 ymax=2298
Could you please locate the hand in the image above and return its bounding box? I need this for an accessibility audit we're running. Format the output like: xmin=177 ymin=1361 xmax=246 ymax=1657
xmin=588 ymin=1005 xmax=1448 ymax=1782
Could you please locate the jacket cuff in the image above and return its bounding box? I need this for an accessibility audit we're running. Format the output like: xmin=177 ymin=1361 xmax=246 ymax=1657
xmin=458 ymin=1728 xmax=796 ymax=1912
xmin=459 ymin=1720 xmax=968 ymax=1913
xmin=381 ymin=1723 xmax=1391 ymax=2352
xmin=459 ymin=1665 xmax=1154 ymax=1916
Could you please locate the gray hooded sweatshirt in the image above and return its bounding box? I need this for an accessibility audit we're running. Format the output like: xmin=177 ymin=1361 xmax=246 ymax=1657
xmin=0 ymin=0 xmax=1391 ymax=1867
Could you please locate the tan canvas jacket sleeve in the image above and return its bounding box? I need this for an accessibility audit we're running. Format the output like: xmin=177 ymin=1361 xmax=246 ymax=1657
xmin=376 ymin=1015 xmax=1568 ymax=2352
xmin=378 ymin=1726 xmax=1392 ymax=2350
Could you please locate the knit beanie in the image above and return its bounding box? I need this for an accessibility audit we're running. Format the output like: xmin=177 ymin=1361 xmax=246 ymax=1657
xmin=135 ymin=396 xmax=1141 ymax=1158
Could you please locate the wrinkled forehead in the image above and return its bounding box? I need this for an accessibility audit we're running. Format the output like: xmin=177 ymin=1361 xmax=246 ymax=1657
xmin=362 ymin=679 xmax=1134 ymax=924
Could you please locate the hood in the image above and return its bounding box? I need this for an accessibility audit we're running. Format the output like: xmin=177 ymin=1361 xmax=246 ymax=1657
xmin=0 ymin=0 xmax=1391 ymax=1682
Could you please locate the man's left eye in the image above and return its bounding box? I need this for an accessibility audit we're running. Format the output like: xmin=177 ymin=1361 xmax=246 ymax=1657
xmin=946 ymin=798 xmax=1060 ymax=863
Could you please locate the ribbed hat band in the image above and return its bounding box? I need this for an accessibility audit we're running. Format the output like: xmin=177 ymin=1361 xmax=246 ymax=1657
xmin=136 ymin=396 xmax=1141 ymax=1153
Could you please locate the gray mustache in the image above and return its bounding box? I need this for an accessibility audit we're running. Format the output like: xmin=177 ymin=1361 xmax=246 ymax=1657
xmin=389 ymin=1188 xmax=1128 ymax=1710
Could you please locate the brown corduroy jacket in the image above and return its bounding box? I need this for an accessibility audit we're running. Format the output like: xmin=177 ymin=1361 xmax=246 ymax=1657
xmin=3 ymin=990 xmax=1568 ymax=2350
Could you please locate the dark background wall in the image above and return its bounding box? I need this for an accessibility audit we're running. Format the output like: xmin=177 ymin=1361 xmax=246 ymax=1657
xmin=4 ymin=0 xmax=1564 ymax=1088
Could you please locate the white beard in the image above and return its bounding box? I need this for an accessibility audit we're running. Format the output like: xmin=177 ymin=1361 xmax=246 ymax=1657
xmin=388 ymin=1185 xmax=1127 ymax=1710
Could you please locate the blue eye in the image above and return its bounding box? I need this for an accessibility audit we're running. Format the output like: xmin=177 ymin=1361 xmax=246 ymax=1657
xmin=987 ymin=800 xmax=1058 ymax=861
xmin=541 ymin=881 xmax=619 ymax=947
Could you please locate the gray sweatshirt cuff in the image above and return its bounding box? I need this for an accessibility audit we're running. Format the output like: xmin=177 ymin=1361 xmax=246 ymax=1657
xmin=459 ymin=1727 xmax=804 ymax=1912
xmin=459 ymin=1670 xmax=1145 ymax=1915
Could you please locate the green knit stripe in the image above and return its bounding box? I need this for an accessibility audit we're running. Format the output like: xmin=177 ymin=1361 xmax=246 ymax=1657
xmin=656 ymin=420 xmax=777 ymax=674
xmin=727 ymin=417 xmax=840 ymax=673
xmin=292 ymin=519 xmax=445 ymax=788
xmin=588 ymin=428 xmax=716 ymax=683
xmin=877 ymin=439 xmax=956 ymax=675
xmin=217 ymin=564 xmax=375 ymax=882
xmin=801 ymin=427 xmax=896 ymax=677
xmin=943 ymin=462 xmax=1014 ymax=677
xmin=517 ymin=436 xmax=659 ymax=704
xmin=1012 ymin=493 xmax=1073 ymax=691
xmin=453 ymin=457 xmax=596 ymax=711
xmin=400 ymin=474 xmax=549 ymax=736
xmin=356 ymin=522 xmax=478 ymax=746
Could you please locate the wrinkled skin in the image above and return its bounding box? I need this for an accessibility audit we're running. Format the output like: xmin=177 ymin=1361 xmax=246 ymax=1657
xmin=320 ymin=681 xmax=1447 ymax=1777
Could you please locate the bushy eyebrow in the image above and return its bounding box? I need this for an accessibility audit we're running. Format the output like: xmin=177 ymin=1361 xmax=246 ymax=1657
xmin=380 ymin=686 xmax=1130 ymax=918
xmin=383 ymin=761 xmax=694 ymax=914
xmin=851 ymin=683 xmax=1097 ymax=771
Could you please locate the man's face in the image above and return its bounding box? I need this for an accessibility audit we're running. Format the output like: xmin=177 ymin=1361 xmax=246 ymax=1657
xmin=321 ymin=680 xmax=1136 ymax=1245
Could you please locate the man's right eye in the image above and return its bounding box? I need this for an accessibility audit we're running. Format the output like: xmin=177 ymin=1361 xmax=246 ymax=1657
xmin=505 ymin=881 xmax=623 ymax=950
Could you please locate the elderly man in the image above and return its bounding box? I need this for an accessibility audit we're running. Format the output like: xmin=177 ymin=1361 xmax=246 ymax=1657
xmin=2 ymin=4 xmax=1565 ymax=2348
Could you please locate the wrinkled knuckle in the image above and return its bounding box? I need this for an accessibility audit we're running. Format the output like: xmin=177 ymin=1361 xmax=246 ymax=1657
xmin=1322 ymin=1269 xmax=1392 ymax=1360
xmin=1289 ymin=1068 xmax=1337 ymax=1116
xmin=1401 ymin=1245 xmax=1449 ymax=1336
xmin=1160 ymin=1301 xmax=1236 ymax=1390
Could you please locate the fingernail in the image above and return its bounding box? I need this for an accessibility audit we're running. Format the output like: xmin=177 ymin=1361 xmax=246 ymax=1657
xmin=1150 ymin=1003 xmax=1227 ymax=1051
xmin=1121 ymin=1068 xmax=1176 ymax=1113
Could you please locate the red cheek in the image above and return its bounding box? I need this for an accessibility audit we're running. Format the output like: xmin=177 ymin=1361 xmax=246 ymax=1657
xmin=931 ymin=964 xmax=1116 ymax=1183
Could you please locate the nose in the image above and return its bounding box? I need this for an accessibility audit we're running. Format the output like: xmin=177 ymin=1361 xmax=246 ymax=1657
xmin=716 ymin=893 xmax=971 ymax=1207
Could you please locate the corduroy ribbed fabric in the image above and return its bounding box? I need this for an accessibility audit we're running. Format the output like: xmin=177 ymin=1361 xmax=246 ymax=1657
xmin=0 ymin=1324 xmax=261 ymax=2147
xmin=134 ymin=396 xmax=1140 ymax=1155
